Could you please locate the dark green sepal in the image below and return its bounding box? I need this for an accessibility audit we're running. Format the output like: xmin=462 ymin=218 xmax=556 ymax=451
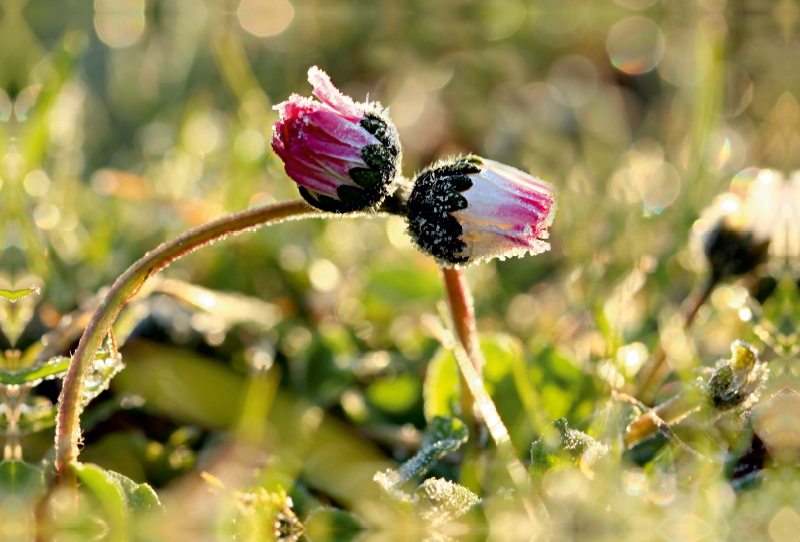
xmin=349 ymin=167 xmax=382 ymax=191
xmin=360 ymin=114 xmax=401 ymax=157
xmin=299 ymin=186 xmax=371 ymax=213
xmin=406 ymin=156 xmax=484 ymax=265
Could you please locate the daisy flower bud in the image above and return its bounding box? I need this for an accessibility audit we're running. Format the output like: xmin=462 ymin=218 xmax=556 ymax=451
xmin=406 ymin=156 xmax=558 ymax=266
xmin=691 ymin=170 xmax=781 ymax=281
xmin=271 ymin=67 xmax=402 ymax=213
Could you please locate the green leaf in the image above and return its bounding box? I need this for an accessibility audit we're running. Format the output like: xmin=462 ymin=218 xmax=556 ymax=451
xmin=373 ymin=469 xmax=479 ymax=525
xmin=81 ymin=351 xmax=125 ymax=407
xmin=0 ymin=286 xmax=40 ymax=303
xmin=234 ymin=488 xmax=305 ymax=542
xmin=72 ymin=462 xmax=127 ymax=535
xmin=424 ymin=334 xmax=548 ymax=431
xmin=103 ymin=468 xmax=162 ymax=511
xmin=19 ymin=404 xmax=57 ymax=435
xmin=366 ymin=373 xmax=420 ymax=414
xmin=0 ymin=356 xmax=70 ymax=386
xmin=414 ymin=477 xmax=480 ymax=525
xmin=399 ymin=416 xmax=467 ymax=485
xmin=72 ymin=462 xmax=163 ymax=528
xmin=423 ymin=347 xmax=460 ymax=422
xmin=0 ymin=461 xmax=46 ymax=503
xmin=0 ymin=404 xmax=57 ymax=435
xmin=483 ymin=333 xmax=548 ymax=433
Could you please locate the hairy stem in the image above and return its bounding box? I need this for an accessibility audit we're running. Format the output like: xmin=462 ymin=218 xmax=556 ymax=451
xmin=55 ymin=199 xmax=318 ymax=484
xmin=441 ymin=267 xmax=483 ymax=378
xmin=440 ymin=267 xmax=485 ymax=490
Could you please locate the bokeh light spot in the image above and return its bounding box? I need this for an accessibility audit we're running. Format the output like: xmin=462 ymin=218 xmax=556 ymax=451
xmin=769 ymin=507 xmax=800 ymax=542
xmin=658 ymin=29 xmax=697 ymax=86
xmin=637 ymin=160 xmax=681 ymax=214
xmin=309 ymin=259 xmax=340 ymax=292
xmin=481 ymin=0 xmax=526 ymax=40
xmin=33 ymin=203 xmax=60 ymax=230
xmin=614 ymin=0 xmax=657 ymax=9
xmin=183 ymin=112 xmax=223 ymax=156
xmin=547 ymin=56 xmax=598 ymax=108
xmin=390 ymin=77 xmax=426 ymax=128
xmin=705 ymin=128 xmax=746 ymax=174
xmin=606 ymin=16 xmax=665 ymax=74
xmin=94 ymin=0 xmax=145 ymax=48
xmin=238 ymin=0 xmax=294 ymax=38
xmin=23 ymin=170 xmax=51 ymax=197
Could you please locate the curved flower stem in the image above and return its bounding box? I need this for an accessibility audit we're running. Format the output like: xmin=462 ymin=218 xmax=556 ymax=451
xmin=55 ymin=199 xmax=318 ymax=485
xmin=440 ymin=267 xmax=485 ymax=490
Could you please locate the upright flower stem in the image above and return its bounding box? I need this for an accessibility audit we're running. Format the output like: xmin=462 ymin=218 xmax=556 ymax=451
xmin=441 ymin=268 xmax=543 ymax=519
xmin=636 ymin=275 xmax=717 ymax=402
xmin=440 ymin=266 xmax=484 ymax=490
xmin=55 ymin=199 xmax=317 ymax=485
xmin=441 ymin=267 xmax=483 ymax=378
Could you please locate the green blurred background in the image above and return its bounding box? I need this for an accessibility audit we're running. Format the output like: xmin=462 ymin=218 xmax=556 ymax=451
xmin=0 ymin=0 xmax=792 ymax=526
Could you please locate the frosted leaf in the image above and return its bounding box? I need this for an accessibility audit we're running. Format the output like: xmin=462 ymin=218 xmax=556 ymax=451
xmin=374 ymin=416 xmax=472 ymax=513
xmin=374 ymin=470 xmax=480 ymax=524
xmin=414 ymin=478 xmax=480 ymax=525
xmin=396 ymin=416 xmax=468 ymax=486
xmin=374 ymin=469 xmax=414 ymax=504
xmin=81 ymin=346 xmax=125 ymax=407
xmin=0 ymin=356 xmax=70 ymax=387
xmin=531 ymin=418 xmax=609 ymax=476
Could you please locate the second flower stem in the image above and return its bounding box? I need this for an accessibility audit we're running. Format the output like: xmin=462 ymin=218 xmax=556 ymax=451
xmin=440 ymin=266 xmax=484 ymax=490
xmin=55 ymin=199 xmax=317 ymax=485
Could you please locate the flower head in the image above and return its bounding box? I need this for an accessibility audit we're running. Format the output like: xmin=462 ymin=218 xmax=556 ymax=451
xmin=406 ymin=156 xmax=558 ymax=266
xmin=691 ymin=169 xmax=787 ymax=280
xmin=272 ymin=67 xmax=402 ymax=213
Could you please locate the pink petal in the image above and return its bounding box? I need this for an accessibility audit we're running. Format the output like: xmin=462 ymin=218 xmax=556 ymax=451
xmin=482 ymin=159 xmax=557 ymax=194
xmin=300 ymin=137 xmax=366 ymax=162
xmin=302 ymin=109 xmax=379 ymax=148
xmin=288 ymin=148 xmax=359 ymax=181
xmin=274 ymin=94 xmax=328 ymax=120
xmin=307 ymin=66 xmax=363 ymax=121
xmin=462 ymin=175 xmax=553 ymax=226
xmin=285 ymin=163 xmax=343 ymax=197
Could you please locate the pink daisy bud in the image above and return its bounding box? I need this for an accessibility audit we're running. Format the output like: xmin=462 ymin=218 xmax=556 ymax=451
xmin=406 ymin=156 xmax=558 ymax=266
xmin=272 ymin=67 xmax=402 ymax=213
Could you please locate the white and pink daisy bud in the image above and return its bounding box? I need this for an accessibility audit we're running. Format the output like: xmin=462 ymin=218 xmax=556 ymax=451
xmin=406 ymin=156 xmax=558 ymax=266
xmin=271 ymin=67 xmax=402 ymax=213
